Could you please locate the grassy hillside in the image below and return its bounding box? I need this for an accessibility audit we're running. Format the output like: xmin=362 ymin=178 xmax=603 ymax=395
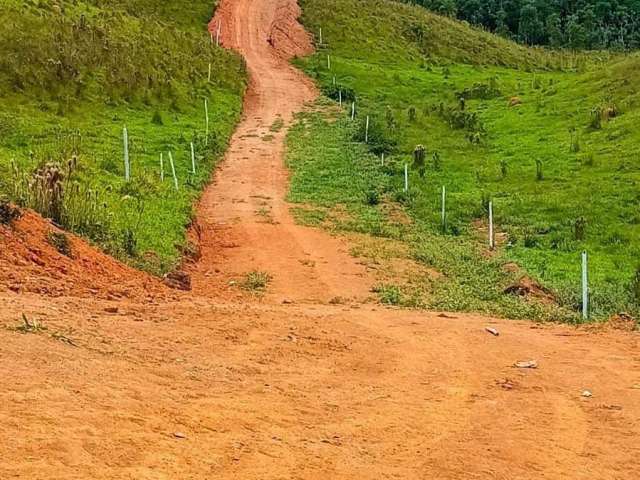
xmin=289 ymin=0 xmax=640 ymax=321
xmin=0 ymin=0 xmax=246 ymax=274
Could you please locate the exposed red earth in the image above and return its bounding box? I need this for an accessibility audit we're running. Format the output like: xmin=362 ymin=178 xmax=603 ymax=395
xmin=0 ymin=1 xmax=638 ymax=478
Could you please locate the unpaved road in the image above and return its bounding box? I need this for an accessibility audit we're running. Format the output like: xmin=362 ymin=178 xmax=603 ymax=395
xmin=188 ymin=0 xmax=372 ymax=303
xmin=0 ymin=0 xmax=639 ymax=478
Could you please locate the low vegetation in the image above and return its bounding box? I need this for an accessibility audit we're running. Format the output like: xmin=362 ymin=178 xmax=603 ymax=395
xmin=290 ymin=0 xmax=640 ymax=322
xmin=0 ymin=0 xmax=246 ymax=274
xmin=241 ymin=270 xmax=273 ymax=294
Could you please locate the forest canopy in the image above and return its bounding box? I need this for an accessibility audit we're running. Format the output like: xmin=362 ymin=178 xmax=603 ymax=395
xmin=403 ymin=0 xmax=640 ymax=49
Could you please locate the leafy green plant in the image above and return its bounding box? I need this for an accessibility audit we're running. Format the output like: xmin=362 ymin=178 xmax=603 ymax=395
xmin=12 ymin=314 xmax=46 ymax=334
xmin=374 ymin=284 xmax=402 ymax=305
xmin=241 ymin=270 xmax=272 ymax=293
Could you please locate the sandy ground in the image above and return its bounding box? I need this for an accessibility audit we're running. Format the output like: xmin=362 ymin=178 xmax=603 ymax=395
xmin=0 ymin=0 xmax=639 ymax=478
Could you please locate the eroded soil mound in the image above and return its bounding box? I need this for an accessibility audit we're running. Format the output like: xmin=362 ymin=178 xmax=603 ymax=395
xmin=0 ymin=209 xmax=166 ymax=301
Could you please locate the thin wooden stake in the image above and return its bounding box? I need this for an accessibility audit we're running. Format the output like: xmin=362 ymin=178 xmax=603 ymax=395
xmin=160 ymin=153 xmax=164 ymax=182
xmin=216 ymin=22 xmax=221 ymax=46
xmin=351 ymin=102 xmax=355 ymax=120
xmin=582 ymin=251 xmax=589 ymax=321
xmin=327 ymin=54 xmax=331 ymax=70
xmin=123 ymin=126 xmax=130 ymax=182
xmin=441 ymin=185 xmax=446 ymax=233
xmin=404 ymin=164 xmax=409 ymax=192
xmin=489 ymin=201 xmax=494 ymax=249
xmin=190 ymin=142 xmax=196 ymax=174
xmin=319 ymin=27 xmax=323 ymax=45
xmin=204 ymin=98 xmax=209 ymax=145
xmin=168 ymin=152 xmax=178 ymax=191
xmin=208 ymin=63 xmax=212 ymax=83
xmin=381 ymin=153 xmax=385 ymax=166
xmin=339 ymin=89 xmax=342 ymax=106
xmin=365 ymin=115 xmax=370 ymax=143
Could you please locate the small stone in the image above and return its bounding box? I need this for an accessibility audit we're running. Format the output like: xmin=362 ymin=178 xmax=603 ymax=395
xmin=173 ymin=432 xmax=187 ymax=439
xmin=581 ymin=390 xmax=593 ymax=398
xmin=485 ymin=327 xmax=499 ymax=336
xmin=163 ymin=271 xmax=191 ymax=291
xmin=514 ymin=360 xmax=538 ymax=369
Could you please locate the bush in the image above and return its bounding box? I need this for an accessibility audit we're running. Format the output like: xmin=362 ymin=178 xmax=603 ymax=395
xmin=364 ymin=189 xmax=380 ymax=206
xmin=0 ymin=199 xmax=21 ymax=225
xmin=321 ymin=84 xmax=356 ymax=103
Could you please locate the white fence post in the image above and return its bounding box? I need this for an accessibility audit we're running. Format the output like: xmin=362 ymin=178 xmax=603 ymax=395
xmin=123 ymin=126 xmax=130 ymax=182
xmin=319 ymin=27 xmax=323 ymax=45
xmin=204 ymin=98 xmax=209 ymax=145
xmin=489 ymin=201 xmax=494 ymax=249
xmin=404 ymin=164 xmax=409 ymax=192
xmin=339 ymin=89 xmax=342 ymax=106
xmin=160 ymin=153 xmax=164 ymax=182
xmin=191 ymin=142 xmax=196 ymax=174
xmin=582 ymin=251 xmax=589 ymax=321
xmin=351 ymin=102 xmax=355 ymax=120
xmin=168 ymin=152 xmax=178 ymax=191
xmin=327 ymin=54 xmax=331 ymax=70
xmin=365 ymin=115 xmax=370 ymax=143
xmin=208 ymin=63 xmax=212 ymax=83
xmin=441 ymin=185 xmax=446 ymax=232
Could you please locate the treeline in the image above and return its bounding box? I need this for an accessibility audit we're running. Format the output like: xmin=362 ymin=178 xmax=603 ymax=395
xmin=402 ymin=0 xmax=640 ymax=49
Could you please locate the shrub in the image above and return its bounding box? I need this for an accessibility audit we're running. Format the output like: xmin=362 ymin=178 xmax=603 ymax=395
xmin=0 ymin=199 xmax=21 ymax=225
xmin=456 ymin=80 xmax=501 ymax=100
xmin=122 ymin=229 xmax=137 ymax=257
xmin=500 ymin=159 xmax=508 ymax=178
xmin=374 ymin=284 xmax=402 ymax=305
xmin=321 ymin=84 xmax=356 ymax=103
xmin=408 ymin=106 xmax=417 ymax=122
xmin=241 ymin=270 xmax=272 ymax=293
xmin=535 ymin=159 xmax=543 ymax=181
xmin=364 ymin=189 xmax=380 ymax=206
xmin=152 ymin=110 xmax=164 ymax=125
xmin=574 ymin=217 xmax=587 ymax=240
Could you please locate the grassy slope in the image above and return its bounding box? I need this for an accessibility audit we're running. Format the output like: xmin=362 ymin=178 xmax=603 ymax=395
xmin=0 ymin=0 xmax=246 ymax=274
xmin=288 ymin=0 xmax=640 ymax=320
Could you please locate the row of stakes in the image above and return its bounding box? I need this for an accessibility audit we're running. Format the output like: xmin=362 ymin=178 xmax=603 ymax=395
xmin=122 ymin=98 xmax=210 ymax=191
xmin=127 ymin=27 xmax=593 ymax=321
xmin=124 ymin=24 xmax=222 ymax=186
xmin=340 ymin=80 xmax=591 ymax=320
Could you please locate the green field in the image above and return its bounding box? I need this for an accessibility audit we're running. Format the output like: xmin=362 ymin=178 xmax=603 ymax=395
xmin=0 ymin=0 xmax=246 ymax=274
xmin=287 ymin=0 xmax=640 ymax=321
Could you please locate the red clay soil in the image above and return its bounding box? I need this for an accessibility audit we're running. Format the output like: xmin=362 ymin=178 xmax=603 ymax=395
xmin=188 ymin=0 xmax=373 ymax=304
xmin=0 ymin=1 xmax=639 ymax=479
xmin=0 ymin=211 xmax=166 ymax=302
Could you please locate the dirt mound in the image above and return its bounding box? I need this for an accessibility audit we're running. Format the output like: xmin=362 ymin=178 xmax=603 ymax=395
xmin=211 ymin=0 xmax=314 ymax=60
xmin=0 ymin=209 xmax=166 ymax=301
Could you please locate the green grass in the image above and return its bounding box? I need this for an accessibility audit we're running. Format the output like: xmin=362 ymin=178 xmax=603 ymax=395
xmin=241 ymin=270 xmax=272 ymax=294
xmin=288 ymin=0 xmax=640 ymax=322
xmin=0 ymin=0 xmax=246 ymax=274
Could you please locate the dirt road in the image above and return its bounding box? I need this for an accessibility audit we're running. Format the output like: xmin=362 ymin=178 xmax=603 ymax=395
xmin=188 ymin=0 xmax=372 ymax=303
xmin=0 ymin=0 xmax=639 ymax=478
